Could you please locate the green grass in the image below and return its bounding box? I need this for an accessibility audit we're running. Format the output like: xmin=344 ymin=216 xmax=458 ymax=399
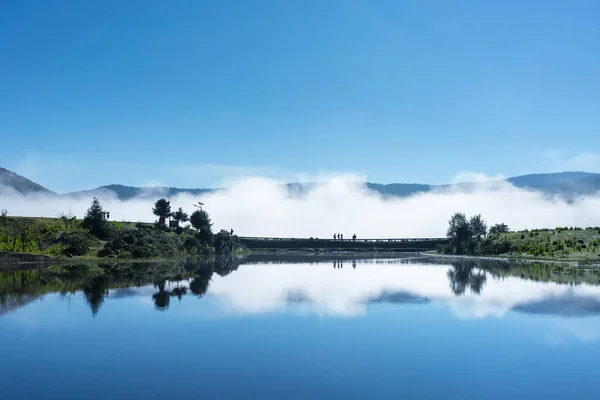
xmin=0 ymin=216 xmax=184 ymax=260
xmin=479 ymin=226 xmax=600 ymax=261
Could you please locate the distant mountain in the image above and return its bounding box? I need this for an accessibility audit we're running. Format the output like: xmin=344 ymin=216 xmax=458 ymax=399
xmin=0 ymin=167 xmax=54 ymax=195
xmin=1 ymin=166 xmax=600 ymax=200
xmin=507 ymin=172 xmax=600 ymax=196
xmin=366 ymin=172 xmax=600 ymax=199
xmin=67 ymin=184 xmax=214 ymax=201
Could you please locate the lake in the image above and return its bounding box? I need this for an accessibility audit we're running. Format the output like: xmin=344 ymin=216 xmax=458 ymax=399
xmin=1 ymin=254 xmax=600 ymax=399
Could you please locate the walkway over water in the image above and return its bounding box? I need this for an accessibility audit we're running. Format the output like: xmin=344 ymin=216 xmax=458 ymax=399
xmin=238 ymin=236 xmax=448 ymax=251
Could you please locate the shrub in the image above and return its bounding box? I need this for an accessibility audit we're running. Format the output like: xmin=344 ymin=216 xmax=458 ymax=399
xmin=183 ymin=236 xmax=199 ymax=252
xmin=63 ymin=231 xmax=96 ymax=256
xmin=98 ymin=227 xmax=183 ymax=259
xmin=213 ymin=230 xmax=234 ymax=254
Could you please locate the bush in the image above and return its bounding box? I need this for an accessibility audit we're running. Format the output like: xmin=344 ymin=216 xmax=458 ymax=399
xmin=99 ymin=226 xmax=184 ymax=259
xmin=63 ymin=231 xmax=96 ymax=256
xmin=183 ymin=236 xmax=199 ymax=252
xmin=213 ymin=230 xmax=234 ymax=254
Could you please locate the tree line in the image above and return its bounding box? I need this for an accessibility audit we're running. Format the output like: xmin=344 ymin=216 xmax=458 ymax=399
xmin=445 ymin=212 xmax=510 ymax=255
xmin=0 ymin=197 xmax=241 ymax=258
xmin=85 ymin=197 xmax=240 ymax=258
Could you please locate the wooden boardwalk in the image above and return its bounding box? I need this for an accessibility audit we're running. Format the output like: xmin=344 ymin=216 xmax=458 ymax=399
xmin=238 ymin=236 xmax=448 ymax=251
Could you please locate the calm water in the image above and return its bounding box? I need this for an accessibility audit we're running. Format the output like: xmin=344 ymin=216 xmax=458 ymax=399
xmin=2 ymin=255 xmax=600 ymax=399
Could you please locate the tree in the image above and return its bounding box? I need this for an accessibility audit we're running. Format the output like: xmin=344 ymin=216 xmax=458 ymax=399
xmin=469 ymin=214 xmax=487 ymax=239
xmin=0 ymin=209 xmax=7 ymax=243
xmin=213 ymin=229 xmax=234 ymax=254
xmin=190 ymin=208 xmax=212 ymax=232
xmin=183 ymin=236 xmax=198 ymax=253
xmin=172 ymin=207 xmax=189 ymax=227
xmin=152 ymin=199 xmax=172 ymax=227
xmin=82 ymin=197 xmax=108 ymax=239
xmin=446 ymin=212 xmax=470 ymax=253
xmin=58 ymin=209 xmax=77 ymax=232
xmin=195 ymin=227 xmax=213 ymax=245
xmin=190 ymin=206 xmax=213 ymax=245
xmin=489 ymin=223 xmax=510 ymax=235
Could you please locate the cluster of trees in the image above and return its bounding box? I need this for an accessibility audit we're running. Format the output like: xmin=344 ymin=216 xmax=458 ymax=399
xmin=0 ymin=197 xmax=241 ymax=259
xmin=84 ymin=197 xmax=241 ymax=258
xmin=445 ymin=212 xmax=510 ymax=255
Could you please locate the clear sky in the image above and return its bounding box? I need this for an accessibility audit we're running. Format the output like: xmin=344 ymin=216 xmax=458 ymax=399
xmin=1 ymin=0 xmax=599 ymax=192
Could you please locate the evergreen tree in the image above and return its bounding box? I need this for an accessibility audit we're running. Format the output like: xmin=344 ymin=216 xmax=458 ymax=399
xmin=172 ymin=207 xmax=189 ymax=225
xmin=152 ymin=198 xmax=172 ymax=227
xmin=82 ymin=197 xmax=108 ymax=239
xmin=190 ymin=207 xmax=213 ymax=244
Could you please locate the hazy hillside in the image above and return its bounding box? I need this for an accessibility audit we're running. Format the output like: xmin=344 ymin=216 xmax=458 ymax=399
xmin=1 ymin=166 xmax=600 ymax=200
xmin=0 ymin=167 xmax=54 ymax=195
xmin=67 ymin=184 xmax=214 ymax=201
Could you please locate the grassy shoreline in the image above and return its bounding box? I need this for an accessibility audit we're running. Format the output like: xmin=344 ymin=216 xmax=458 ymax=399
xmin=423 ymin=251 xmax=600 ymax=267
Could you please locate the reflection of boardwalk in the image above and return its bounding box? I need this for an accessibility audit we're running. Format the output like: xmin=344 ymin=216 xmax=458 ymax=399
xmin=238 ymin=236 xmax=448 ymax=251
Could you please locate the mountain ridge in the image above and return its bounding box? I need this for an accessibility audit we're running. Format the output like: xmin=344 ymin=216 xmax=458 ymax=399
xmin=1 ymin=167 xmax=600 ymax=200
xmin=0 ymin=167 xmax=54 ymax=195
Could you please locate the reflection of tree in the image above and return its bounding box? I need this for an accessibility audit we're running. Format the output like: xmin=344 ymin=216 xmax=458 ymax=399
xmin=171 ymin=287 xmax=187 ymax=301
xmin=189 ymin=269 xmax=213 ymax=297
xmin=447 ymin=264 xmax=487 ymax=296
xmin=82 ymin=278 xmax=108 ymax=316
xmin=213 ymin=256 xmax=239 ymax=277
xmin=152 ymin=280 xmax=171 ymax=310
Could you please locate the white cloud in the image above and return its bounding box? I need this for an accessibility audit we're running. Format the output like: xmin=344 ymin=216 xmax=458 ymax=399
xmin=542 ymin=149 xmax=600 ymax=171
xmin=2 ymin=173 xmax=600 ymax=236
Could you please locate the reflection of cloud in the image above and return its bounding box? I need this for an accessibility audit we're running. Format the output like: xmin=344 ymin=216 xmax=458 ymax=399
xmin=204 ymin=263 xmax=600 ymax=319
xmin=545 ymin=319 xmax=600 ymax=345
xmin=513 ymin=291 xmax=600 ymax=317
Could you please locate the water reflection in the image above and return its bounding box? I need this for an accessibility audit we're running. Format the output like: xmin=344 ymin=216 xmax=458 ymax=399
xmin=447 ymin=264 xmax=487 ymax=296
xmin=2 ymin=255 xmax=600 ymax=318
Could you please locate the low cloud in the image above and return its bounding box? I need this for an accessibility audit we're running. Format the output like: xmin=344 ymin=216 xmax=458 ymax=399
xmin=1 ymin=173 xmax=600 ymax=237
xmin=542 ymin=149 xmax=600 ymax=172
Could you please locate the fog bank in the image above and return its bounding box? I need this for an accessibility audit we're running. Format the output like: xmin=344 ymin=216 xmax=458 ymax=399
xmin=2 ymin=174 xmax=600 ymax=237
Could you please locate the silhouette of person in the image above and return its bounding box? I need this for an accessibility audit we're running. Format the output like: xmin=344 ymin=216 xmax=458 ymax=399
xmin=341 ymin=234 xmax=343 ymax=240
xmin=333 ymin=233 xmax=337 ymax=240
xmin=352 ymin=234 xmax=356 ymax=241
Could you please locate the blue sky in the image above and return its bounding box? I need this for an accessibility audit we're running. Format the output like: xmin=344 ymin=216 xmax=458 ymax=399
xmin=1 ymin=0 xmax=599 ymax=192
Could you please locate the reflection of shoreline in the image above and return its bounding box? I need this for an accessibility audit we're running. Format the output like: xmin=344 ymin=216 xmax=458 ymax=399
xmin=2 ymin=257 xmax=600 ymax=318
xmin=423 ymin=252 xmax=600 ymax=267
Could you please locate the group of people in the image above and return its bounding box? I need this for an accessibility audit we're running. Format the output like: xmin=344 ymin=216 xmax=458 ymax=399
xmin=333 ymin=233 xmax=357 ymax=241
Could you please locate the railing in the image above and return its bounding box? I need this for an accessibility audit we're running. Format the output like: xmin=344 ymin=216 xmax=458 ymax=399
xmin=238 ymin=236 xmax=446 ymax=243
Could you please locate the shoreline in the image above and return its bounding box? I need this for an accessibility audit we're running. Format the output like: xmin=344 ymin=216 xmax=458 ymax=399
xmin=422 ymin=251 xmax=600 ymax=267
xmin=2 ymin=249 xmax=599 ymax=270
